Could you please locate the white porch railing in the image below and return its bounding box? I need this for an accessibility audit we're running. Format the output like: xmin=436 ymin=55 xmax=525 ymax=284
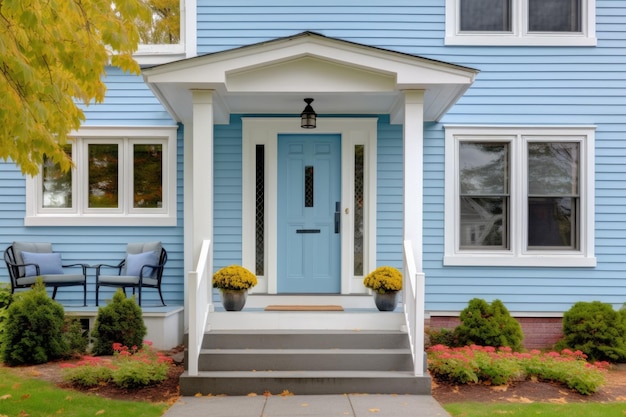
xmin=403 ymin=240 xmax=426 ymax=376
xmin=187 ymin=239 xmax=213 ymax=376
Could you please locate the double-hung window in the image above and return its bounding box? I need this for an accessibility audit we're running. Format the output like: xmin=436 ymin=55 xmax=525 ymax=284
xmin=26 ymin=126 xmax=178 ymax=226
xmin=445 ymin=0 xmax=596 ymax=46
xmin=444 ymin=126 xmax=596 ymax=267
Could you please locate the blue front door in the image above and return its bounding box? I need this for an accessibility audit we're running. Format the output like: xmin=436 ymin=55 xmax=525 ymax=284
xmin=277 ymin=134 xmax=341 ymax=293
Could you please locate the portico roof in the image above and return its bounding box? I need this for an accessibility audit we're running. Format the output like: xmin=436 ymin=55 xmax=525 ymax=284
xmin=143 ymin=31 xmax=478 ymax=124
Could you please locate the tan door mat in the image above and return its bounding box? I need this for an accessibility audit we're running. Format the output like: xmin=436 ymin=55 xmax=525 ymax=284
xmin=264 ymin=305 xmax=344 ymax=311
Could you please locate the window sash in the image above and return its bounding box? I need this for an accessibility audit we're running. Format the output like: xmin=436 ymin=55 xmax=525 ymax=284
xmin=460 ymin=0 xmax=512 ymax=32
xmin=42 ymin=144 xmax=74 ymax=210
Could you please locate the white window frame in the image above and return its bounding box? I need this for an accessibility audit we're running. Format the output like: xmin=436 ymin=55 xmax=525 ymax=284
xmin=134 ymin=0 xmax=197 ymax=65
xmin=26 ymin=126 xmax=178 ymax=227
xmin=445 ymin=0 xmax=597 ymax=46
xmin=444 ymin=126 xmax=596 ymax=267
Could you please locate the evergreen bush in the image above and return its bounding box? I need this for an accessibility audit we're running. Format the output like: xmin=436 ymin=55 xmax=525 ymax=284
xmin=1 ymin=280 xmax=67 ymax=366
xmin=557 ymin=301 xmax=626 ymax=362
xmin=91 ymin=289 xmax=147 ymax=356
xmin=0 ymin=284 xmax=13 ymax=352
xmin=454 ymin=298 xmax=524 ymax=351
xmin=63 ymin=317 xmax=88 ymax=357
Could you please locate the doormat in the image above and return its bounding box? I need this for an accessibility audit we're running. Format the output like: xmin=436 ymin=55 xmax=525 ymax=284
xmin=264 ymin=305 xmax=344 ymax=311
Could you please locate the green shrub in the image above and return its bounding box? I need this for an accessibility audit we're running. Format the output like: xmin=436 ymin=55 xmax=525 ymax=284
xmin=0 ymin=284 xmax=13 ymax=352
xmin=91 ymin=289 xmax=147 ymax=356
xmin=426 ymin=327 xmax=460 ymax=348
xmin=61 ymin=357 xmax=114 ymax=387
xmin=557 ymin=301 xmax=626 ymax=363
xmin=454 ymin=298 xmax=524 ymax=351
xmin=62 ymin=343 xmax=172 ymax=389
xmin=62 ymin=317 xmax=88 ymax=357
xmin=1 ymin=280 xmax=67 ymax=366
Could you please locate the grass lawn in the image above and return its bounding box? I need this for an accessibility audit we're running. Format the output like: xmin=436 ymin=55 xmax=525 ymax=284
xmin=444 ymin=401 xmax=626 ymax=417
xmin=0 ymin=367 xmax=168 ymax=417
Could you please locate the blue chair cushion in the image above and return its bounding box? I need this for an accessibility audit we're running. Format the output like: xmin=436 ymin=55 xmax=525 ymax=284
xmin=126 ymin=250 xmax=159 ymax=277
xmin=21 ymin=251 xmax=63 ymax=277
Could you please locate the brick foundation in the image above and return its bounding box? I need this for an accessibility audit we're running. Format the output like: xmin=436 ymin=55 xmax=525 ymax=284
xmin=427 ymin=316 xmax=563 ymax=350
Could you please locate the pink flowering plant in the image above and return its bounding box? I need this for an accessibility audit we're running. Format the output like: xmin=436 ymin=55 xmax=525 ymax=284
xmin=428 ymin=344 xmax=610 ymax=395
xmin=61 ymin=340 xmax=173 ymax=389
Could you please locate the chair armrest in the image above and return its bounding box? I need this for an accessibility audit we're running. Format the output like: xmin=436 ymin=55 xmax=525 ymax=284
xmin=138 ymin=263 xmax=164 ymax=278
xmin=62 ymin=263 xmax=88 ymax=274
xmin=95 ymin=262 xmax=124 ymax=277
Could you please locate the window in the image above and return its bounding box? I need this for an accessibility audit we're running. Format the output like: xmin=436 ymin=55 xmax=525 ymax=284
xmin=446 ymin=0 xmax=596 ymax=46
xmin=444 ymin=126 xmax=595 ymax=267
xmin=26 ymin=126 xmax=177 ymax=226
xmin=134 ymin=0 xmax=196 ymax=65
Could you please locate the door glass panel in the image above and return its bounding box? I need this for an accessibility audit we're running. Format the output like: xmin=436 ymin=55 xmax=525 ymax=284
xmin=88 ymin=144 xmax=119 ymax=208
xmin=42 ymin=145 xmax=72 ymax=208
xmin=255 ymin=145 xmax=265 ymax=276
xmin=305 ymin=166 xmax=314 ymax=207
xmin=133 ymin=144 xmax=163 ymax=208
xmin=354 ymin=145 xmax=364 ymax=276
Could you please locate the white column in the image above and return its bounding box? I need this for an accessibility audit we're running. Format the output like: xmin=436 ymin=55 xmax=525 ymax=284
xmin=403 ymin=90 xmax=426 ymax=376
xmin=191 ymin=90 xmax=215 ymax=263
xmin=403 ymin=90 xmax=424 ymax=270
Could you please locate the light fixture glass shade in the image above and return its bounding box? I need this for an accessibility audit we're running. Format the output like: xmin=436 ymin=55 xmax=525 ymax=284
xmin=300 ymin=98 xmax=317 ymax=129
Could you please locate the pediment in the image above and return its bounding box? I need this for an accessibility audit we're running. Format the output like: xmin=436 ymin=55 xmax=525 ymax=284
xmin=143 ymin=32 xmax=478 ymax=123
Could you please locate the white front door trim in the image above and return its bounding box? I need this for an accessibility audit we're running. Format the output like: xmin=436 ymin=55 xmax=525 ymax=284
xmin=242 ymin=117 xmax=378 ymax=294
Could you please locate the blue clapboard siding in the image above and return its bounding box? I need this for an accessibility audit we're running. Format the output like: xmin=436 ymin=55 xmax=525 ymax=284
xmin=213 ymin=117 xmax=245 ymax=270
xmin=80 ymin=66 xmax=174 ymax=126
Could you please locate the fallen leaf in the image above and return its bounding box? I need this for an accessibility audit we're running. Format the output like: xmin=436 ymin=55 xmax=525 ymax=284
xmin=549 ymin=398 xmax=568 ymax=404
xmin=18 ymin=411 xmax=29 ymax=417
xmin=300 ymin=403 xmax=310 ymax=407
xmin=0 ymin=395 xmax=11 ymax=400
xmin=279 ymin=390 xmax=293 ymax=397
xmin=507 ymin=397 xmax=533 ymax=404
xmin=95 ymin=410 xmax=105 ymax=415
xmin=1 ymin=414 xmax=8 ymax=417
xmin=368 ymin=408 xmax=380 ymax=413
xmin=263 ymin=390 xmax=272 ymax=397
xmin=616 ymin=396 xmax=626 ymax=401
xmin=194 ymin=393 xmax=203 ymax=397
xmin=247 ymin=393 xmax=257 ymax=397
xmin=491 ymin=385 xmax=509 ymax=392
xmin=21 ymin=394 xmax=30 ymax=400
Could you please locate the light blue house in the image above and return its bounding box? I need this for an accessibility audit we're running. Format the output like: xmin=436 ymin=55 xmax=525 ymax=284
xmin=2 ymin=0 xmax=623 ymax=395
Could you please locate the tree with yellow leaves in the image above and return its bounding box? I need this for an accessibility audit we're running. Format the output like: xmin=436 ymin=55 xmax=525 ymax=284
xmin=0 ymin=0 xmax=151 ymax=175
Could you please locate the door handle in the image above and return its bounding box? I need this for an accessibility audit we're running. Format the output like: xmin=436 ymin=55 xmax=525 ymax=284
xmin=335 ymin=201 xmax=341 ymax=234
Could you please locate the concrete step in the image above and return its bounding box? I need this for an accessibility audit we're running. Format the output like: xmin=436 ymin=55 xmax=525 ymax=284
xmin=182 ymin=329 xmax=431 ymax=396
xmin=197 ymin=348 xmax=413 ymax=371
xmin=206 ymin=311 xmax=407 ymax=331
xmin=179 ymin=370 xmax=431 ymax=396
xmin=201 ymin=330 xmax=410 ymax=349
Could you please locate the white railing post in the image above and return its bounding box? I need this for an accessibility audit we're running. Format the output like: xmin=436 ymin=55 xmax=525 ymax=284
xmin=187 ymin=239 xmax=212 ymax=377
xmin=403 ymin=240 xmax=426 ymax=376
